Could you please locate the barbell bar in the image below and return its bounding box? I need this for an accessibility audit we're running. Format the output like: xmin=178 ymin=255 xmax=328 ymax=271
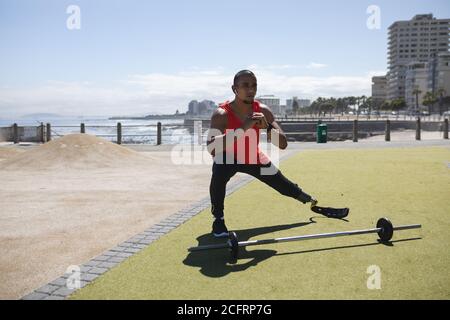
xmin=188 ymin=217 xmax=422 ymax=261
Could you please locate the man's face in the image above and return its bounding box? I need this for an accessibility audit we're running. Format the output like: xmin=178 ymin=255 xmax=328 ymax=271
xmin=233 ymin=74 xmax=257 ymax=104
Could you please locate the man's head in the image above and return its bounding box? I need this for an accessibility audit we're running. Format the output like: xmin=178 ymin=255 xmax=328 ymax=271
xmin=232 ymin=70 xmax=257 ymax=104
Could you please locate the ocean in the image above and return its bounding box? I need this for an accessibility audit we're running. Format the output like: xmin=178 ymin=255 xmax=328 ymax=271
xmin=0 ymin=117 xmax=201 ymax=145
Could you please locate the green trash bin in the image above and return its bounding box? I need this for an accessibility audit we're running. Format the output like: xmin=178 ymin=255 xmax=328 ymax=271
xmin=317 ymin=123 xmax=327 ymax=143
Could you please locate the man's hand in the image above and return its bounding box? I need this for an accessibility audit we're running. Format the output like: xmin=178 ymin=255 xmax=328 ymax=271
xmin=252 ymin=112 xmax=269 ymax=129
xmin=258 ymin=104 xmax=288 ymax=150
xmin=242 ymin=112 xmax=268 ymax=130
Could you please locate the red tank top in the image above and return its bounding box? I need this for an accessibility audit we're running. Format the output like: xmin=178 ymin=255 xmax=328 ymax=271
xmin=218 ymin=100 xmax=270 ymax=165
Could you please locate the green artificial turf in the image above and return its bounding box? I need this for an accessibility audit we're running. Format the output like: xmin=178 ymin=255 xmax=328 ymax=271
xmin=70 ymin=146 xmax=450 ymax=299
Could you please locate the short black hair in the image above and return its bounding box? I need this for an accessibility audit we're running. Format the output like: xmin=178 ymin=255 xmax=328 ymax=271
xmin=233 ymin=70 xmax=256 ymax=86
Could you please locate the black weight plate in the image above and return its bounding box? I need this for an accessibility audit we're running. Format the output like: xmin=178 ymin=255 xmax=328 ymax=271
xmin=377 ymin=217 xmax=394 ymax=242
xmin=228 ymin=231 xmax=239 ymax=262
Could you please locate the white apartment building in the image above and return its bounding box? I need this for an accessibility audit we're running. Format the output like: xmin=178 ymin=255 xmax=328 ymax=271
xmin=371 ymin=76 xmax=387 ymax=109
xmin=188 ymin=99 xmax=216 ymax=115
xmin=256 ymin=95 xmax=282 ymax=115
xmin=428 ymin=52 xmax=450 ymax=96
xmin=286 ymin=97 xmax=311 ymax=110
xmin=188 ymin=100 xmax=200 ymax=115
xmin=387 ymin=14 xmax=450 ymax=101
xmin=405 ymin=62 xmax=428 ymax=110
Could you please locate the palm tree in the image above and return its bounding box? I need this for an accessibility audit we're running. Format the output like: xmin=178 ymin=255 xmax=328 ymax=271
xmin=342 ymin=97 xmax=349 ymax=114
xmin=354 ymin=96 xmax=360 ymax=118
xmin=361 ymin=95 xmax=367 ymax=106
xmin=328 ymin=97 xmax=337 ymax=115
xmin=345 ymin=96 xmax=354 ymax=114
xmin=437 ymin=88 xmax=447 ymax=115
xmin=364 ymin=96 xmax=373 ymax=118
xmin=310 ymin=98 xmax=323 ymax=116
xmin=412 ymin=87 xmax=422 ymax=114
xmin=391 ymin=98 xmax=406 ymax=112
xmin=292 ymin=98 xmax=299 ymax=116
xmin=422 ymin=92 xmax=436 ymax=114
xmin=348 ymin=96 xmax=356 ymax=106
xmin=380 ymin=100 xmax=391 ymax=111
xmin=336 ymin=98 xmax=342 ymax=115
xmin=319 ymin=102 xmax=330 ymax=116
xmin=316 ymin=97 xmax=325 ymax=116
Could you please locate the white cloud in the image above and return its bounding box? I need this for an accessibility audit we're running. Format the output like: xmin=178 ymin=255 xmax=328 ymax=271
xmin=306 ymin=62 xmax=328 ymax=69
xmin=367 ymin=70 xmax=388 ymax=78
xmin=247 ymin=64 xmax=301 ymax=71
xmin=0 ymin=67 xmax=381 ymax=118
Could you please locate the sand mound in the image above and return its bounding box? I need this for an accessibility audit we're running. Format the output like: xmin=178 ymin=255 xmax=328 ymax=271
xmin=0 ymin=147 xmax=26 ymax=162
xmin=0 ymin=134 xmax=155 ymax=170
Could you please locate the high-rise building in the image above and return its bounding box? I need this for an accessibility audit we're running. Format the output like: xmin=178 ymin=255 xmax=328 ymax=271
xmin=371 ymin=76 xmax=387 ymax=109
xmin=188 ymin=100 xmax=200 ymax=115
xmin=428 ymin=52 xmax=450 ymax=96
xmin=187 ymin=100 xmax=216 ymax=115
xmin=198 ymin=100 xmax=216 ymax=116
xmin=286 ymin=97 xmax=311 ymax=110
xmin=387 ymin=14 xmax=450 ymax=101
xmin=256 ymin=95 xmax=281 ymax=114
xmin=404 ymin=62 xmax=428 ymax=110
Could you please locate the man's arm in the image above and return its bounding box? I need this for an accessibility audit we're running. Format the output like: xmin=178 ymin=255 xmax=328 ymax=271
xmin=259 ymin=104 xmax=288 ymax=150
xmin=206 ymin=108 xmax=227 ymax=157
xmin=207 ymin=107 xmax=262 ymax=156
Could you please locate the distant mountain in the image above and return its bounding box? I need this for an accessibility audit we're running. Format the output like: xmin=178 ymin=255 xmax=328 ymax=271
xmin=109 ymin=113 xmax=186 ymax=120
xmin=20 ymin=113 xmax=65 ymax=119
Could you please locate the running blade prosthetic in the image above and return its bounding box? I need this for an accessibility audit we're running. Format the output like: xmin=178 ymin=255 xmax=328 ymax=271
xmin=311 ymin=205 xmax=349 ymax=219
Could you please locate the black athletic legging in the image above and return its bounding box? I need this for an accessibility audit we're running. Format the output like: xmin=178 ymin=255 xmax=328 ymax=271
xmin=209 ymin=159 xmax=310 ymax=219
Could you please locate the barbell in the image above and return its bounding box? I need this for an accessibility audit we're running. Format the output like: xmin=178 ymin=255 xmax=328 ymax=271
xmin=188 ymin=217 xmax=422 ymax=261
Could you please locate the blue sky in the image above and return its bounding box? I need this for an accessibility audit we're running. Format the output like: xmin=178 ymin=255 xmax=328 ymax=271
xmin=0 ymin=0 xmax=449 ymax=117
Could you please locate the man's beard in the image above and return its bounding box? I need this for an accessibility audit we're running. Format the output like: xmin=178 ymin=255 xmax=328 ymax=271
xmin=243 ymin=99 xmax=253 ymax=104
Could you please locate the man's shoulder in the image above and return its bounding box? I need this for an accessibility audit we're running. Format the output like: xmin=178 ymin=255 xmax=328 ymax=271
xmin=255 ymin=102 xmax=275 ymax=122
xmin=257 ymin=102 xmax=273 ymax=115
xmin=212 ymin=107 xmax=228 ymax=117
xmin=257 ymin=102 xmax=270 ymax=111
xmin=211 ymin=107 xmax=228 ymax=123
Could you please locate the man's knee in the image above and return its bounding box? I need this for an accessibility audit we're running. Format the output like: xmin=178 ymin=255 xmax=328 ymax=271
xmin=259 ymin=162 xmax=278 ymax=176
xmin=271 ymin=173 xmax=303 ymax=198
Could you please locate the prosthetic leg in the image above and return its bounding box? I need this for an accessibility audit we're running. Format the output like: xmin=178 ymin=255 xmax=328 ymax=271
xmin=297 ymin=191 xmax=349 ymax=219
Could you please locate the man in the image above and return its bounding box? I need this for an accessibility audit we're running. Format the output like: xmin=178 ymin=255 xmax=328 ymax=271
xmin=207 ymin=70 xmax=346 ymax=238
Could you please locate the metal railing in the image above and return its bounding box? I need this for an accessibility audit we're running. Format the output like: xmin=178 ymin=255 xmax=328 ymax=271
xmin=280 ymin=114 xmax=449 ymax=122
xmin=48 ymin=122 xmax=197 ymax=145
xmin=1 ymin=118 xmax=449 ymax=145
